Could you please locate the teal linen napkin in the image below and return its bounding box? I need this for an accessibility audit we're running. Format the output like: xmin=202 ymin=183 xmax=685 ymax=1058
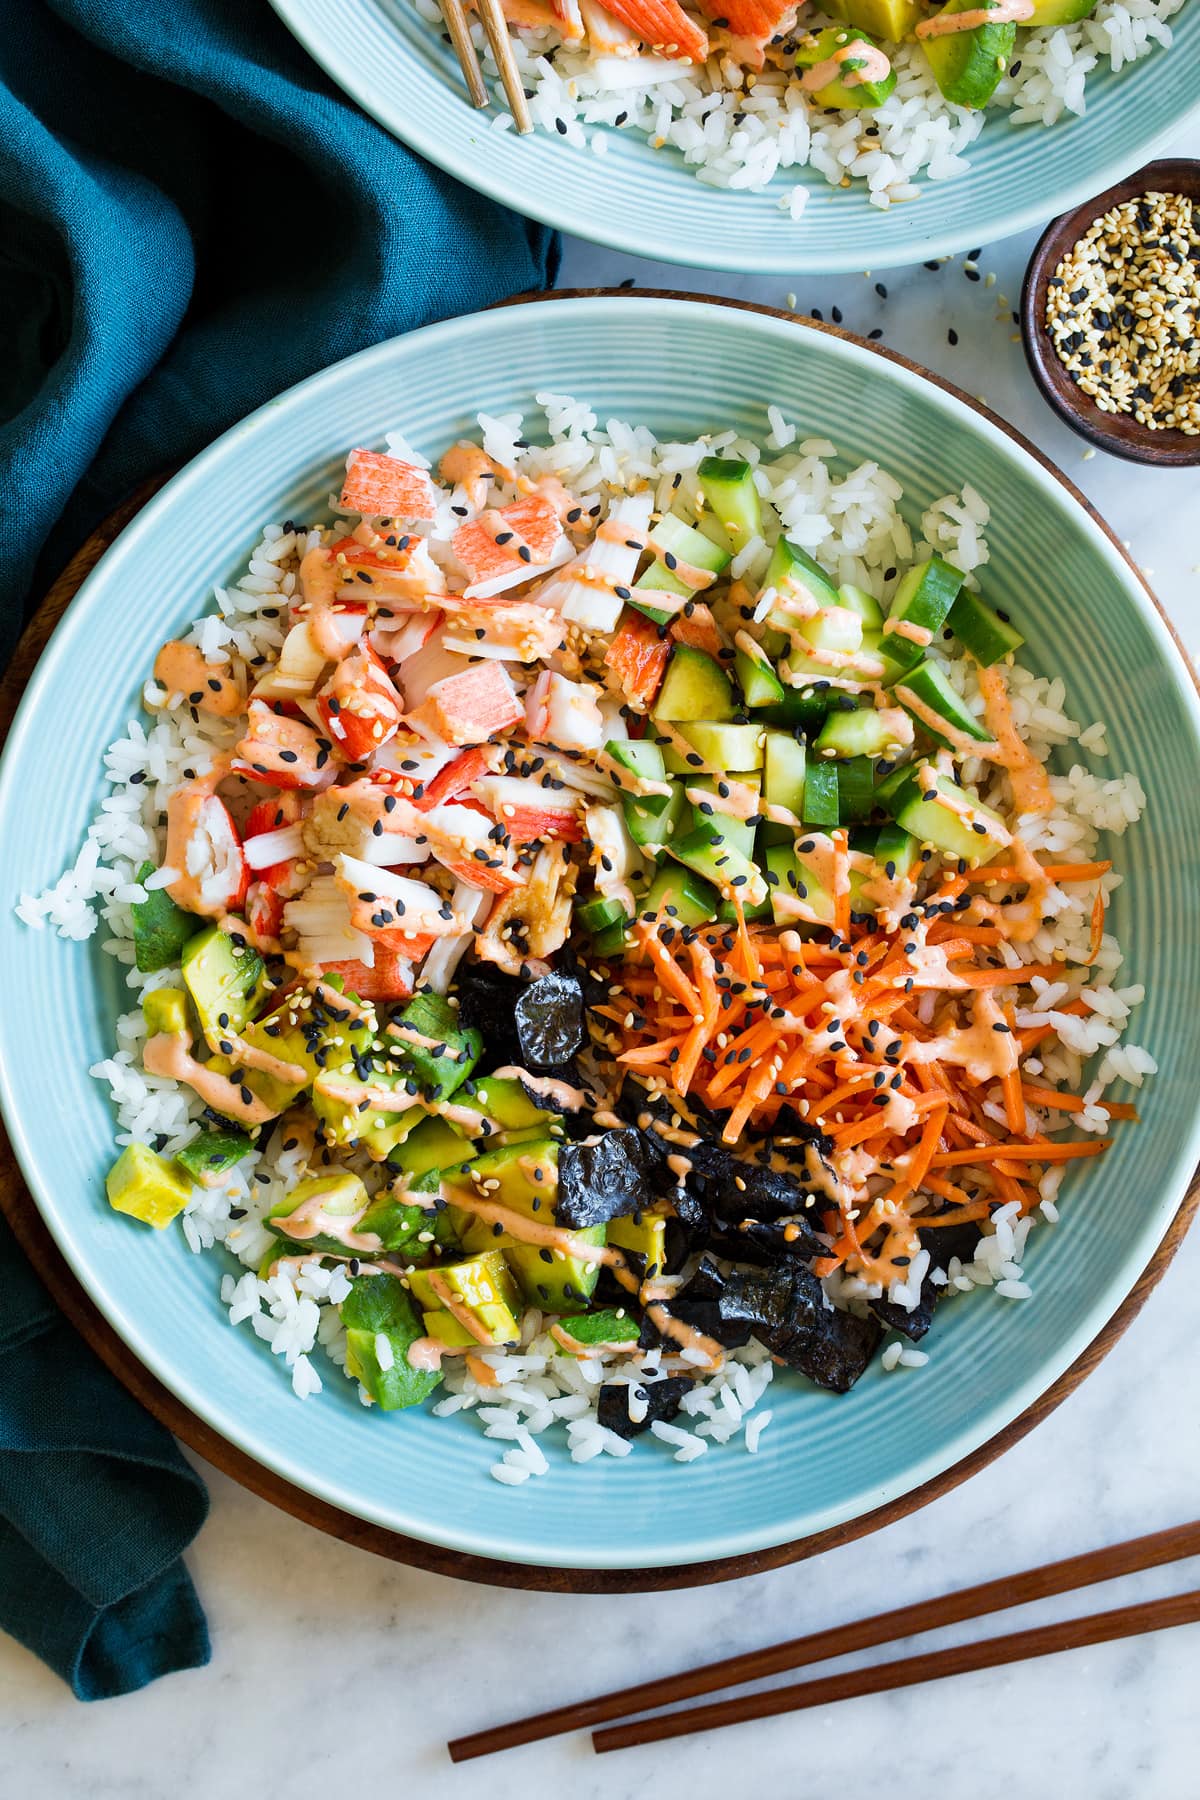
xmin=0 ymin=0 xmax=557 ymax=1696
xmin=0 ymin=1218 xmax=210 ymax=1698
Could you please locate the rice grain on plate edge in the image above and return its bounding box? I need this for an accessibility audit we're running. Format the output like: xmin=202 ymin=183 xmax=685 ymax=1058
xmin=16 ymin=395 xmax=1154 ymax=1484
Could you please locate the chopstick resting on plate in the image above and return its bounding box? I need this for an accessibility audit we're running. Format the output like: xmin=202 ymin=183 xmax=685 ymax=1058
xmin=447 ymin=1519 xmax=1200 ymax=1761
xmin=438 ymin=0 xmax=533 ymax=133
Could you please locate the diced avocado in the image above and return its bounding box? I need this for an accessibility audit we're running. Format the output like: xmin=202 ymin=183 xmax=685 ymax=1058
xmin=763 ymin=730 xmax=807 ymax=816
xmin=946 ymin=589 xmax=1025 ymax=666
xmin=1023 ymin=0 xmax=1096 ymax=19
xmin=649 ymin=512 xmax=732 ymax=580
xmin=311 ymin=1064 xmax=416 ymax=1158
xmin=783 ymin=606 xmax=867 ymax=681
xmin=181 ymin=925 xmax=267 ymax=1052
xmin=762 ymin=539 xmax=840 ymax=626
xmin=622 ymin=779 xmax=686 ymax=853
xmin=827 ymin=0 xmax=923 ymax=45
xmin=356 ymin=1186 xmax=459 ymax=1258
xmin=142 ymin=986 xmax=190 ymax=1039
xmin=390 ymin=1112 xmax=471 ymax=1181
xmin=448 ymin=1136 xmax=561 ymax=1251
xmin=920 ymin=0 xmax=1015 ymax=107
xmin=507 ymin=1223 xmax=607 ymax=1310
xmin=387 ymin=991 xmax=481 ymax=1102
xmin=175 ymin=1127 xmax=254 ymax=1187
xmin=802 ymin=758 xmax=840 ymax=828
xmin=883 ymin=555 xmax=965 ymax=673
xmin=265 ymin=1170 xmax=371 ymax=1253
xmin=105 ymin=1142 xmax=193 ymax=1229
xmin=669 ymin=827 xmax=766 ymax=907
xmin=465 ymin=1075 xmax=552 ymax=1136
xmin=131 ymin=864 xmax=201 ymax=974
xmin=837 ymin=756 xmax=877 ymax=824
xmin=838 ymin=582 xmax=885 ymax=629
xmin=341 ymin=1274 xmax=443 ymax=1410
xmin=734 ymin=639 xmax=786 ymax=709
xmin=640 ymin=863 xmax=719 ymax=926
xmin=697 ymin=454 xmax=762 ymax=547
xmin=795 ymin=26 xmax=896 ymax=108
xmin=241 ymin=993 xmax=374 ymax=1114
xmin=893 ymin=659 xmax=994 ymax=750
xmin=407 ymin=1250 xmax=522 ymax=1348
xmin=652 ymin=646 xmax=737 ymax=724
xmin=551 ymin=1307 xmax=641 ymax=1352
xmin=764 ymin=842 xmax=835 ymax=928
xmin=661 ymin=721 xmax=765 ymax=772
xmin=608 ymin=1209 xmax=670 ymax=1281
xmin=815 ymin=704 xmax=905 ymax=760
xmin=896 ymin=767 xmax=1008 ymax=866
xmin=605 ymin=737 xmax=669 ymax=791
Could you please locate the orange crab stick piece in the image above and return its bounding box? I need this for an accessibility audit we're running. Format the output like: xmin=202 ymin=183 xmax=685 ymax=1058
xmin=339 ymin=449 xmax=437 ymax=521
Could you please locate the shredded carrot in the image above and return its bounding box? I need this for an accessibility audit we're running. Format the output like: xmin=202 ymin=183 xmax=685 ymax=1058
xmin=963 ymin=859 xmax=1112 ymax=885
xmin=1085 ymin=887 xmax=1106 ymax=965
xmin=931 ymin=1141 xmax=1109 ymax=1167
xmin=1020 ymin=1083 xmax=1138 ymax=1122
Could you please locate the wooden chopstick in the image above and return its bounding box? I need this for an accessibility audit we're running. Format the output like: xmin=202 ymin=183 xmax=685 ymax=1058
xmin=474 ymin=0 xmax=533 ymax=134
xmin=446 ymin=1519 xmax=1200 ymax=1761
xmin=592 ymin=1589 xmax=1200 ymax=1752
xmin=437 ymin=0 xmax=490 ymax=110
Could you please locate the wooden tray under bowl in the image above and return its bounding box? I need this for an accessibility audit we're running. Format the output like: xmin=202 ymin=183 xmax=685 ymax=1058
xmin=2 ymin=291 xmax=1198 ymax=1594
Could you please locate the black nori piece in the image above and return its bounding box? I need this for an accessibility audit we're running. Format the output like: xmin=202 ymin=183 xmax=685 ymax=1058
xmin=555 ymin=1128 xmax=672 ymax=1229
xmin=597 ymin=1376 xmax=694 ymax=1439
xmin=514 ymin=971 xmax=586 ymax=1069
xmin=452 ymin=963 xmax=524 ymax=1067
xmin=664 ymin=1256 xmax=881 ymax=1393
xmin=870 ymin=1219 xmax=986 ymax=1342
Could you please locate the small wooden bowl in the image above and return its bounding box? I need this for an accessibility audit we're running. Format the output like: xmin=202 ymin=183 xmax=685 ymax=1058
xmin=1020 ymin=158 xmax=1200 ymax=467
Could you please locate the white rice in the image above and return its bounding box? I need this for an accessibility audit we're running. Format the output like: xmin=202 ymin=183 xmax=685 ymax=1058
xmin=413 ymin=0 xmax=1186 ymax=209
xmin=19 ymin=393 xmax=1154 ymax=1481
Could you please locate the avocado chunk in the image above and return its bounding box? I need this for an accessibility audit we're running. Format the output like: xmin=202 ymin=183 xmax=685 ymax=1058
xmin=447 ymin=1136 xmax=560 ymax=1252
xmin=388 ymin=991 xmax=481 ymax=1100
xmin=652 ymin=645 xmax=736 ymax=723
xmin=131 ymin=863 xmax=200 ymax=973
xmin=341 ymin=1274 xmax=443 ymax=1410
xmin=795 ymin=27 xmax=896 ymax=108
xmin=141 ymin=986 xmax=190 ymax=1039
xmin=551 ymin=1307 xmax=642 ymax=1353
xmin=608 ymin=1208 xmax=671 ymax=1282
xmin=265 ymin=1170 xmax=372 ymax=1254
xmin=464 ymin=1075 xmax=553 ymax=1138
xmin=826 ymin=0 xmax=923 ymax=41
xmin=181 ymin=925 xmax=267 ymax=1053
xmin=507 ymin=1223 xmax=607 ymax=1311
xmin=105 ymin=1142 xmax=193 ymax=1229
xmin=919 ymin=0 xmax=1016 ymax=106
xmin=407 ymin=1250 xmax=522 ymax=1348
xmin=1023 ymin=0 xmax=1096 ymax=18
xmin=175 ymin=1127 xmax=254 ymax=1187
xmin=240 ymin=990 xmax=375 ymax=1114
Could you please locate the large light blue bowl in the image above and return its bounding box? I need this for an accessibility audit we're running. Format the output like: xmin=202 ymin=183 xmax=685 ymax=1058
xmin=271 ymin=0 xmax=1199 ymax=273
xmin=2 ymin=297 xmax=1198 ymax=1573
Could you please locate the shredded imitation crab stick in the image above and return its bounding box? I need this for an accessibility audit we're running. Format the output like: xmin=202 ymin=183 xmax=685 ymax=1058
xmin=596 ymin=900 xmax=1129 ymax=1288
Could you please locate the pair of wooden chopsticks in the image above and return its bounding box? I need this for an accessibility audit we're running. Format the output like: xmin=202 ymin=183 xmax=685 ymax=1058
xmin=439 ymin=0 xmax=533 ymax=133
xmin=447 ymin=1519 xmax=1200 ymax=1760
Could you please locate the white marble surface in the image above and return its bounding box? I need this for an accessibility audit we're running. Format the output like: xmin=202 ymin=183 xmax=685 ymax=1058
xmin=4 ymin=122 xmax=1200 ymax=1800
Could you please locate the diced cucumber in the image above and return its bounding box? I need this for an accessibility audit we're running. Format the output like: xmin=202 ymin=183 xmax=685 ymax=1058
xmin=759 ymin=687 xmax=837 ymax=733
xmin=389 ymin=991 xmax=481 ymax=1101
xmin=697 ymin=455 xmax=762 ymax=547
xmin=762 ymin=539 xmax=840 ymax=626
xmin=176 ymin=1128 xmax=254 ymax=1187
xmin=181 ymin=925 xmax=267 ymax=1052
xmin=838 ymin=583 xmax=884 ymax=629
xmin=921 ymin=0 xmax=1015 ymax=107
xmin=622 ymin=781 xmax=686 ymax=851
xmin=649 ymin=511 xmax=731 ymax=579
xmin=342 ymin=1274 xmax=443 ymax=1411
xmin=576 ymin=894 xmax=629 ymax=939
xmin=883 ymin=556 xmax=964 ymax=673
xmin=669 ymin=828 xmax=766 ymax=906
xmin=763 ymin=730 xmax=807 ymax=816
xmin=630 ymin=562 xmax=683 ymax=625
xmin=764 ymin=842 xmax=835 ymax=927
xmin=893 ymin=658 xmax=994 ymax=750
xmin=815 ymin=704 xmax=905 ymax=760
xmin=640 ymin=863 xmax=719 ymax=925
xmin=734 ymin=639 xmax=786 ymax=709
xmin=652 ymin=645 xmax=736 ymax=723
xmin=604 ymin=738 xmax=668 ymax=788
xmin=874 ymin=760 xmax=923 ymax=819
xmin=802 ymin=759 xmax=840 ymax=828
xmin=854 ymin=821 xmax=921 ymax=881
xmin=837 ymin=756 xmax=876 ymax=824
xmin=783 ymin=605 xmax=866 ymax=681
xmin=686 ymin=778 xmax=757 ymax=863
xmin=946 ymin=589 xmax=1025 ymax=666
xmin=896 ymin=768 xmax=1008 ymax=866
xmin=661 ymin=720 xmax=765 ymax=772
xmin=592 ymin=918 xmax=632 ymax=958
xmin=131 ymin=863 xmax=200 ymax=974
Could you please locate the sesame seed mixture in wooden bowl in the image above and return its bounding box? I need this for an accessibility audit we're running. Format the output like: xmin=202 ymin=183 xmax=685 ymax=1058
xmin=1021 ymin=159 xmax=1200 ymax=468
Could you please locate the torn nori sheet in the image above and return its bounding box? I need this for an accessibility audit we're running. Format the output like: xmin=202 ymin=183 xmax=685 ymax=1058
xmin=452 ymin=963 xmax=524 ymax=1067
xmin=555 ymin=1127 xmax=672 ymax=1229
xmin=870 ymin=1218 xmax=986 ymax=1342
xmin=514 ymin=971 xmax=586 ymax=1070
xmin=663 ymin=1256 xmax=881 ymax=1392
xmin=596 ymin=1376 xmax=694 ymax=1439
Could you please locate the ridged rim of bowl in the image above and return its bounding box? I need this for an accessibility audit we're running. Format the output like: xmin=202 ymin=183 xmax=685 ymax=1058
xmin=2 ymin=294 xmax=1199 ymax=1578
xmin=267 ymin=0 xmax=1200 ymax=273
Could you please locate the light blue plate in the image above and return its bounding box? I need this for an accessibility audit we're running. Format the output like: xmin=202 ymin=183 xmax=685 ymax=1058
xmin=2 ymin=297 xmax=1198 ymax=1572
xmin=270 ymin=0 xmax=1199 ymax=273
